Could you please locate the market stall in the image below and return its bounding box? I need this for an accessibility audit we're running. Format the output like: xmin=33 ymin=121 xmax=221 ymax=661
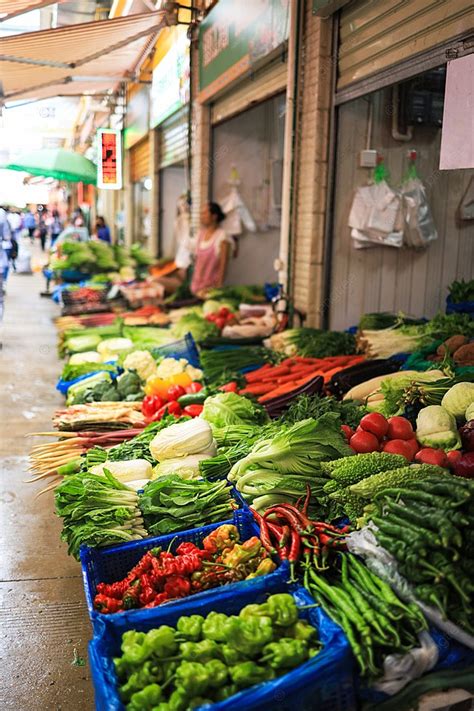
xmin=26 ymin=275 xmax=474 ymax=710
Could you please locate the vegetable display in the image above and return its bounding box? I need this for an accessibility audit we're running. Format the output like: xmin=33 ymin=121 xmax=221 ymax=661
xmin=94 ymin=524 xmax=276 ymax=614
xmin=113 ymin=595 xmax=321 ymax=708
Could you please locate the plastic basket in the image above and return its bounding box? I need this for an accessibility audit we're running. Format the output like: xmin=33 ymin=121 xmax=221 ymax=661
xmin=150 ymin=333 xmax=200 ymax=367
xmin=56 ymin=364 xmax=120 ymax=395
xmin=81 ymin=509 xmax=278 ymax=625
xmin=89 ymin=580 xmax=356 ymax=711
xmin=446 ymin=295 xmax=474 ymax=315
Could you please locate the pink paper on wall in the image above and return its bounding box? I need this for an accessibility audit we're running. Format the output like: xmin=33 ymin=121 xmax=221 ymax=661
xmin=440 ymin=54 xmax=474 ymax=170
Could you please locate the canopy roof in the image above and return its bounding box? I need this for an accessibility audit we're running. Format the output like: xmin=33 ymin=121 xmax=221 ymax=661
xmin=0 ymin=1 xmax=65 ymax=22
xmin=0 ymin=11 xmax=166 ymax=104
xmin=5 ymin=147 xmax=97 ymax=184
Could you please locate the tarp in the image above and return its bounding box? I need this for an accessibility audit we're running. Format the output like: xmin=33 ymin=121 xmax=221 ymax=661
xmin=0 ymin=11 xmax=165 ymax=104
xmin=0 ymin=1 xmax=65 ymax=22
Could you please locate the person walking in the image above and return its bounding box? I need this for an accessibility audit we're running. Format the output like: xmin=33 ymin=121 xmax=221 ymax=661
xmin=190 ymin=202 xmax=230 ymax=297
xmin=37 ymin=214 xmax=48 ymax=251
xmin=24 ymin=209 xmax=36 ymax=241
xmin=0 ymin=207 xmax=12 ymax=283
xmin=94 ymin=216 xmax=111 ymax=243
xmin=49 ymin=210 xmax=63 ymax=246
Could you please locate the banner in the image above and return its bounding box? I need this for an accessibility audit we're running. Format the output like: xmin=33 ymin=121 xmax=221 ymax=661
xmin=150 ymin=28 xmax=190 ymax=128
xmin=97 ymin=128 xmax=122 ymax=190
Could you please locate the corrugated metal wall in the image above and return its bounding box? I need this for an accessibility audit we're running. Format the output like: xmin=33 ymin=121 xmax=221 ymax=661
xmin=338 ymin=0 xmax=474 ymax=90
xmin=329 ymin=88 xmax=474 ymax=330
xmin=211 ymin=59 xmax=288 ymax=125
xmin=159 ymin=107 xmax=188 ymax=168
xmin=129 ymin=135 xmax=150 ymax=182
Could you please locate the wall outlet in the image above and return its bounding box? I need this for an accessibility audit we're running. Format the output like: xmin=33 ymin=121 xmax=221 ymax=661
xmin=360 ymin=149 xmax=378 ymax=167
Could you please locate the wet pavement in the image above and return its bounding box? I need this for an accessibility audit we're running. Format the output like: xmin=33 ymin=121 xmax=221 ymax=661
xmin=0 ymin=261 xmax=94 ymax=710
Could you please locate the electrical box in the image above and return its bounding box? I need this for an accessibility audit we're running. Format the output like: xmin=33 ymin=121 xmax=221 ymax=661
xmin=359 ymin=150 xmax=378 ymax=168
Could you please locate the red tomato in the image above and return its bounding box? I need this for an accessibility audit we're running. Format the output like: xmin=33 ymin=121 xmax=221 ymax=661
xmin=415 ymin=447 xmax=448 ymax=467
xmin=215 ymin=317 xmax=226 ymax=330
xmin=167 ymin=385 xmax=186 ymax=401
xmin=447 ymin=450 xmax=462 ymax=468
xmin=350 ymin=430 xmax=379 ymax=453
xmin=404 ymin=438 xmax=420 ymax=461
xmin=359 ymin=413 xmax=389 ymax=440
xmin=141 ymin=395 xmax=164 ymax=419
xmin=219 ymin=307 xmax=230 ymax=317
xmin=341 ymin=425 xmax=354 ymax=441
xmin=387 ymin=416 xmax=414 ymax=441
xmin=183 ymin=404 xmax=204 ymax=418
xmin=186 ymin=382 xmax=203 ymax=394
xmin=152 ymin=401 xmax=182 ymax=421
xmin=382 ymin=439 xmax=412 ymax=460
xmin=219 ymin=381 xmax=239 ymax=393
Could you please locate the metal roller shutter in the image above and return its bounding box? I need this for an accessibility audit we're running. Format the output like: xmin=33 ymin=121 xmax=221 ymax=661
xmin=159 ymin=107 xmax=189 ymax=168
xmin=211 ymin=56 xmax=287 ymax=125
xmin=337 ymin=0 xmax=474 ymax=102
xmin=130 ymin=135 xmax=150 ymax=182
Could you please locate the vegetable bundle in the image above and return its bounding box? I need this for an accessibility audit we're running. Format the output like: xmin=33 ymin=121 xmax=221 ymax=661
xmin=200 ymin=346 xmax=275 ymax=382
xmin=269 ymin=328 xmax=357 ymax=358
xmin=367 ymin=471 xmax=474 ymax=633
xmin=114 ymin=594 xmax=321 ymax=708
xmin=139 ymin=476 xmax=234 ymax=536
xmin=93 ymin=524 xmax=276 ymax=614
xmin=306 ymin=553 xmax=427 ymax=677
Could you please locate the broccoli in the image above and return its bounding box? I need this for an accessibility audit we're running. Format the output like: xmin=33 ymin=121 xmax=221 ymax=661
xmin=116 ymin=371 xmax=142 ymax=398
xmin=326 ymin=452 xmax=408 ymax=488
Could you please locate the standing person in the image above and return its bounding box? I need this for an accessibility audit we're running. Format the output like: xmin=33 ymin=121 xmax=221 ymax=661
xmin=95 ymin=216 xmax=111 ymax=243
xmin=24 ymin=209 xmax=36 ymax=242
xmin=49 ymin=210 xmax=63 ymax=246
xmin=0 ymin=207 xmax=12 ymax=283
xmin=37 ymin=213 xmax=48 ymax=251
xmin=190 ymin=202 xmax=230 ymax=297
xmin=54 ymin=216 xmax=90 ymax=248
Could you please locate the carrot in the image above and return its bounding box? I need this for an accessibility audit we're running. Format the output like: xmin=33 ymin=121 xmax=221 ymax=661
xmin=239 ymin=383 xmax=276 ymax=395
xmin=323 ymin=367 xmax=347 ymax=383
xmin=258 ymin=368 xmax=292 ymax=382
xmin=277 ymin=368 xmax=320 ymax=384
xmin=244 ymin=363 xmax=272 ymax=383
xmin=259 ymin=382 xmax=300 ymax=402
xmin=291 ymin=356 xmax=322 ymax=364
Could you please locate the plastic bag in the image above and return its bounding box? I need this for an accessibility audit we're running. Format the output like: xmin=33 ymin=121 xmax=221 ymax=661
xmin=401 ymin=177 xmax=438 ymax=248
xmin=348 ymin=181 xmax=404 ymax=249
xmin=372 ymin=631 xmax=438 ymax=696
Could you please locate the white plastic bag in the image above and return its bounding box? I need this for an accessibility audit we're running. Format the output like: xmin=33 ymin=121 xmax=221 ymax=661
xmin=401 ymin=177 xmax=438 ymax=248
xmin=348 ymin=181 xmax=404 ymax=249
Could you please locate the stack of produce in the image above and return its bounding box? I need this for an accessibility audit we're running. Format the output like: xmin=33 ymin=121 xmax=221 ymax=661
xmin=93 ymin=524 xmax=276 ymax=614
xmin=112 ymin=594 xmax=322 ymax=708
xmin=50 ymin=241 xmax=155 ymax=280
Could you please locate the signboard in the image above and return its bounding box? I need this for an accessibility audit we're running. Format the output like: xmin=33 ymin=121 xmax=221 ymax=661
xmin=97 ymin=128 xmax=122 ymax=190
xmin=440 ymin=54 xmax=474 ymax=170
xmin=125 ymin=84 xmax=150 ymax=149
xmin=150 ymin=28 xmax=190 ymax=128
xmin=198 ymin=0 xmax=290 ymax=102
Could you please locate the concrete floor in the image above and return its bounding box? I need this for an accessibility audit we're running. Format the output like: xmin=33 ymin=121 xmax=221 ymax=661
xmin=0 ymin=261 xmax=94 ymax=710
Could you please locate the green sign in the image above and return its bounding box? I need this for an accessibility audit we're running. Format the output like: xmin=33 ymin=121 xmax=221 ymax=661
xmin=199 ymin=0 xmax=290 ymax=101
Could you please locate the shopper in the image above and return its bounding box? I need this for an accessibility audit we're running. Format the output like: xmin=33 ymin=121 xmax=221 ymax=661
xmin=0 ymin=207 xmax=12 ymax=282
xmin=95 ymin=216 xmax=111 ymax=243
xmin=24 ymin=209 xmax=37 ymax=241
xmin=49 ymin=210 xmax=63 ymax=246
xmin=190 ymin=201 xmax=230 ymax=297
xmin=54 ymin=216 xmax=90 ymax=247
xmin=37 ymin=214 xmax=48 ymax=251
xmin=7 ymin=209 xmax=22 ymax=241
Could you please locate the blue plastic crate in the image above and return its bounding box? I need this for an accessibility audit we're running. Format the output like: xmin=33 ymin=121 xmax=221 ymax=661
xmin=446 ymin=295 xmax=474 ymax=315
xmin=89 ymin=579 xmax=356 ymax=711
xmin=56 ymin=364 xmax=121 ymax=395
xmin=80 ymin=509 xmax=283 ymax=625
xmin=150 ymin=333 xmax=200 ymax=367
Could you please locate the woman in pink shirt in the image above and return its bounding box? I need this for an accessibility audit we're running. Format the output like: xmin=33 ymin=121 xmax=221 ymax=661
xmin=191 ymin=202 xmax=230 ymax=297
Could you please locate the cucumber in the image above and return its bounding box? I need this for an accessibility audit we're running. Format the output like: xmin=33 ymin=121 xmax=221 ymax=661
xmin=178 ymin=391 xmax=208 ymax=407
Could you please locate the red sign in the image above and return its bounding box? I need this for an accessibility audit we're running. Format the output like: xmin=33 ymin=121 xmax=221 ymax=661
xmin=97 ymin=128 xmax=122 ymax=190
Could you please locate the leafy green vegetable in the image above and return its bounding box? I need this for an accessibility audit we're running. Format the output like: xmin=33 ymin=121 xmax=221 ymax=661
xmin=202 ymin=392 xmax=268 ymax=429
xmin=171 ymin=313 xmax=219 ymax=342
xmin=280 ymin=394 xmax=366 ymax=429
xmin=403 ymin=312 xmax=474 ymax=343
xmin=69 ymin=370 xmax=143 ymax=404
xmin=122 ymin=326 xmax=174 ymax=349
xmin=280 ymin=328 xmax=357 ymax=358
xmin=65 ymin=333 xmax=102 ymax=354
xmin=200 ymin=347 xmax=275 ymax=382
xmin=139 ymin=476 xmax=233 ymax=535
xmin=61 ymin=361 xmax=117 ymax=381
xmin=55 ymin=470 xmax=147 ymax=558
xmin=448 ymin=279 xmax=474 ymax=304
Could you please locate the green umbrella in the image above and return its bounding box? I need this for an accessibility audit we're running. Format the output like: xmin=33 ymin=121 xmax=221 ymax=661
xmin=4 ymin=148 xmax=97 ymax=185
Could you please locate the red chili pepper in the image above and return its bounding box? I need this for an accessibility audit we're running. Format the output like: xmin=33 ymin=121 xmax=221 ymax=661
xmin=279 ymin=525 xmax=291 ymax=560
xmin=186 ymin=381 xmax=203 ymax=393
xmin=288 ymin=528 xmax=301 ymax=581
xmin=176 ymin=542 xmax=201 ymax=556
xmin=144 ymin=592 xmax=169 ymax=608
xmin=141 ymin=395 xmax=164 ymax=419
xmin=183 ymin=404 xmax=204 ymax=418
xmin=152 ymin=401 xmax=182 ymax=421
xmin=164 ymin=575 xmax=191 ymax=598
xmin=167 ymin=385 xmax=186 ymax=401
xmin=250 ymin=508 xmax=277 ymax=555
xmin=96 ymin=578 xmax=130 ymax=599
xmin=264 ymin=506 xmax=307 ymax=533
xmin=93 ymin=593 xmax=123 ymax=614
xmin=219 ymin=381 xmax=239 ymax=393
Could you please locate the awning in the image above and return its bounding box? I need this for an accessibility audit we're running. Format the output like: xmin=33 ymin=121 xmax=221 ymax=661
xmin=0 ymin=1 xmax=66 ymax=22
xmin=0 ymin=11 xmax=166 ymax=105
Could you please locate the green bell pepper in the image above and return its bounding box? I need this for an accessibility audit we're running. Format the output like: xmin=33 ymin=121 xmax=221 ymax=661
xmin=145 ymin=626 xmax=178 ymax=659
xmin=180 ymin=639 xmax=221 ymax=663
xmin=213 ymin=683 xmax=239 ymax=702
xmin=223 ymin=615 xmax=274 ymax=657
xmin=126 ymin=683 xmax=162 ymax=710
xmin=206 ymin=659 xmax=229 ymax=689
xmin=265 ymin=594 xmax=299 ymax=627
xmin=167 ymin=688 xmax=188 ymax=711
xmin=261 ymin=638 xmax=309 ymax=670
xmin=176 ymin=615 xmax=204 ymax=642
xmin=175 ymin=661 xmax=211 ymax=697
xmin=220 ymin=644 xmax=248 ymax=665
xmin=230 ymin=662 xmax=274 ymax=689
xmin=202 ymin=611 xmax=229 ymax=642
xmin=121 ymin=630 xmax=148 ymax=665
xmin=286 ymin=620 xmax=318 ymax=643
